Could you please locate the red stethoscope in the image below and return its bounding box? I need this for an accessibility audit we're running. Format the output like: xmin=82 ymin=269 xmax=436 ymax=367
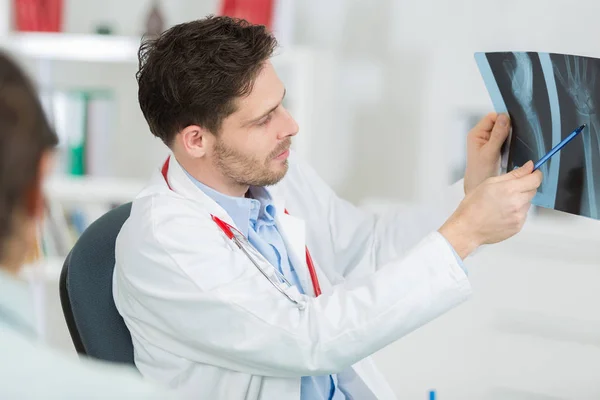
xmin=161 ymin=157 xmax=322 ymax=304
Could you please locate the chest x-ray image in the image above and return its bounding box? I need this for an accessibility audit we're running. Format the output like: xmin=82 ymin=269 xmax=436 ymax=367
xmin=476 ymin=51 xmax=600 ymax=220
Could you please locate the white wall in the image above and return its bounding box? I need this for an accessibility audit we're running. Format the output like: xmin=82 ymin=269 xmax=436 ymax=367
xmin=406 ymin=0 xmax=600 ymax=201
xmin=292 ymin=1 xmax=600 ymax=398
xmin=293 ymin=0 xmax=600 ymax=202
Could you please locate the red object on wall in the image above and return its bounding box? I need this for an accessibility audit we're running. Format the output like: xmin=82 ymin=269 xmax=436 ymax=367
xmin=219 ymin=0 xmax=275 ymax=29
xmin=13 ymin=0 xmax=63 ymax=32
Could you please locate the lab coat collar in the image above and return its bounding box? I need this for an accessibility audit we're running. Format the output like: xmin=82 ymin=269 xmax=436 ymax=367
xmin=160 ymin=154 xmax=317 ymax=297
xmin=162 ymin=155 xmax=239 ymax=229
xmin=184 ymin=169 xmax=261 ymax=238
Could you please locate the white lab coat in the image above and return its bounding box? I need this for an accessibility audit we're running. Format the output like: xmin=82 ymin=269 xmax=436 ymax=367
xmin=113 ymin=152 xmax=471 ymax=399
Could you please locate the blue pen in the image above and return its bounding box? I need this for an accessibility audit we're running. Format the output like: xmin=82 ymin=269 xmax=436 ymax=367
xmin=533 ymin=124 xmax=586 ymax=171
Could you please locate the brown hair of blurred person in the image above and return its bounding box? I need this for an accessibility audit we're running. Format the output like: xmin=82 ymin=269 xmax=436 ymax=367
xmin=0 ymin=51 xmax=58 ymax=273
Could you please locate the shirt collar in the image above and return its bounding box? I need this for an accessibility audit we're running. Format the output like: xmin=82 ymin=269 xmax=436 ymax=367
xmin=0 ymin=267 xmax=36 ymax=337
xmin=248 ymin=186 xmax=277 ymax=222
xmin=184 ymin=170 xmax=277 ymax=236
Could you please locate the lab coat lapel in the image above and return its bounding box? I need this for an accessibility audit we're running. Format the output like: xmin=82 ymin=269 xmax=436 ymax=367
xmin=267 ymin=186 xmax=314 ymax=297
xmin=277 ymin=212 xmax=315 ymax=297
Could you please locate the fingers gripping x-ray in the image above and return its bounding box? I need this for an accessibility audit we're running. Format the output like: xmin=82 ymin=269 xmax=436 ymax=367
xmin=553 ymin=56 xmax=600 ymax=218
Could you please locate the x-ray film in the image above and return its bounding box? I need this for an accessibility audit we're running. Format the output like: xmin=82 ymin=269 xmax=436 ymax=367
xmin=476 ymin=51 xmax=600 ymax=220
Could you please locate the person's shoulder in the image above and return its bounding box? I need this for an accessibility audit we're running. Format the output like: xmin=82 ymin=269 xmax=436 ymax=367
xmin=131 ymin=167 xmax=215 ymax=221
xmin=115 ymin=170 xmax=229 ymax=278
xmin=119 ymin=180 xmax=215 ymax=250
xmin=0 ymin=329 xmax=176 ymax=399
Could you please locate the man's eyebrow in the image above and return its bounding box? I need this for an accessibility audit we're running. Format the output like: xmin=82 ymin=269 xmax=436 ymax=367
xmin=244 ymin=88 xmax=286 ymax=126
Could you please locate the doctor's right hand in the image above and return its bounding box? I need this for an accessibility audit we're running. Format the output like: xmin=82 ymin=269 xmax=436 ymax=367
xmin=439 ymin=160 xmax=543 ymax=259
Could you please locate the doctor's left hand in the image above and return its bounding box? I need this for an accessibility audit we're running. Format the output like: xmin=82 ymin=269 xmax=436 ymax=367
xmin=463 ymin=112 xmax=510 ymax=195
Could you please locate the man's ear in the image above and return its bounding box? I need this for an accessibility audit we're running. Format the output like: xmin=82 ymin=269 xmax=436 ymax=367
xmin=179 ymin=125 xmax=214 ymax=158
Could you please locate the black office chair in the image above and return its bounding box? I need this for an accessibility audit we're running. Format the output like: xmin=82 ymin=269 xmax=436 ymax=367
xmin=59 ymin=202 xmax=135 ymax=366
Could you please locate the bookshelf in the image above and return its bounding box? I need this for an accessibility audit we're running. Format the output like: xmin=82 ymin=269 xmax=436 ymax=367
xmin=0 ymin=1 xmax=326 ymax=279
xmin=45 ymin=175 xmax=144 ymax=205
xmin=3 ymin=31 xmax=320 ymax=175
xmin=4 ymin=32 xmax=141 ymax=63
xmin=1 ymin=29 xmax=321 ymax=276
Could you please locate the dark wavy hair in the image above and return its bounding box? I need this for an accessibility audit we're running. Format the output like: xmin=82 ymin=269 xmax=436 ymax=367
xmin=136 ymin=15 xmax=278 ymax=145
xmin=0 ymin=52 xmax=58 ymax=252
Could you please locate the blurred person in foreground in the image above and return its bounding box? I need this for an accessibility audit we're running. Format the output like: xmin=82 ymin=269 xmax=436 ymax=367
xmin=113 ymin=16 xmax=543 ymax=400
xmin=0 ymin=51 xmax=175 ymax=399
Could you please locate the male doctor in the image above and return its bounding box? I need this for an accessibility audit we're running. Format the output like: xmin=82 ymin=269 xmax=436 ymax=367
xmin=114 ymin=16 xmax=542 ymax=399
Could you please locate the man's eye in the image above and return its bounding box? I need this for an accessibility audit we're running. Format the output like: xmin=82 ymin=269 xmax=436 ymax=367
xmin=257 ymin=114 xmax=273 ymax=126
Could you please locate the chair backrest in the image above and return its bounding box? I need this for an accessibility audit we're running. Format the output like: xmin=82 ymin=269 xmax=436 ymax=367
xmin=59 ymin=202 xmax=134 ymax=365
